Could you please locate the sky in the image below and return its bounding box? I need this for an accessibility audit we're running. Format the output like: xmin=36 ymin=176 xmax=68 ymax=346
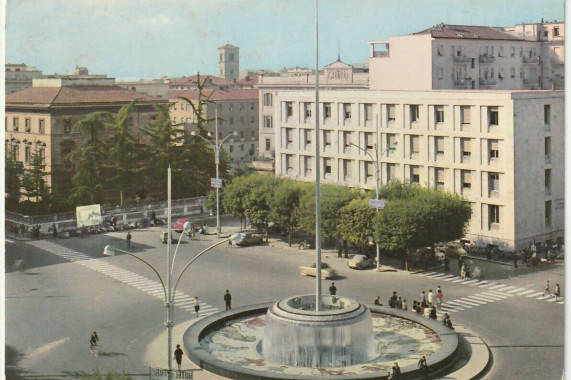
xmin=4 ymin=0 xmax=565 ymax=81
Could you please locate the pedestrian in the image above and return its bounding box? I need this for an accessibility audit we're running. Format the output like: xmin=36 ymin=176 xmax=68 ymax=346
xmin=458 ymin=256 xmax=464 ymax=272
xmin=429 ymin=306 xmax=437 ymax=320
xmin=423 ymin=305 xmax=431 ymax=318
xmin=412 ymin=301 xmax=418 ymax=313
xmin=52 ymin=223 xmax=57 ymax=238
xmin=374 ymin=296 xmax=381 ymax=306
xmin=420 ymin=291 xmax=427 ymax=307
xmin=427 ymin=289 xmax=434 ymax=306
xmin=436 ymin=288 xmax=443 ymax=307
xmin=444 ymin=255 xmax=450 ymax=272
xmin=418 ymin=355 xmax=428 ymax=375
xmin=402 ymin=299 xmax=407 ymax=311
xmin=544 ymin=280 xmax=551 ymax=296
xmin=174 ymin=344 xmax=184 ymax=371
xmin=126 ymin=231 xmax=132 ymax=248
xmin=555 ymin=284 xmax=561 ymax=301
xmin=329 ymin=282 xmax=337 ymax=296
xmin=514 ymin=251 xmax=519 ymax=268
xmin=460 ymin=264 xmax=466 ymax=280
xmin=389 ymin=291 xmax=397 ymax=308
xmin=442 ymin=313 xmax=454 ymax=330
xmin=396 ymin=296 xmax=403 ymax=309
xmin=392 ymin=362 xmax=401 ymax=379
xmin=90 ymin=331 xmax=99 ymax=355
xmin=224 ymin=289 xmax=232 ymax=310
xmin=193 ymin=296 xmax=200 ymax=317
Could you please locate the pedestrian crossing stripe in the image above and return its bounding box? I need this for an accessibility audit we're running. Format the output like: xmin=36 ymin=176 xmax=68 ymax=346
xmin=462 ymin=279 xmax=480 ymax=285
xmin=488 ymin=284 xmax=508 ymax=290
xmin=461 ymin=297 xmax=487 ymax=305
xmin=468 ymin=294 xmax=500 ymax=302
xmin=478 ymin=282 xmax=498 ymax=288
xmin=474 ymin=280 xmax=489 ymax=287
xmin=26 ymin=240 xmax=221 ymax=317
xmin=487 ymin=290 xmax=513 ymax=297
xmin=438 ymin=274 xmax=455 ymax=280
xmin=507 ymin=287 xmax=527 ymax=294
xmin=480 ymin=292 xmax=508 ymax=300
xmin=447 ymin=300 xmax=473 ymax=308
xmin=430 ymin=273 xmax=448 ymax=279
xmin=527 ymin=292 xmax=544 ymax=298
xmin=515 ymin=290 xmax=536 ymax=296
xmin=419 ymin=271 xmax=438 ymax=277
xmin=6 ymin=238 xmax=15 ymax=244
xmin=443 ymin=276 xmax=460 ymax=282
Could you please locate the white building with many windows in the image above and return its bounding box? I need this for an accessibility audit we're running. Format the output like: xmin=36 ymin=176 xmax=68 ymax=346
xmin=272 ymin=88 xmax=563 ymax=250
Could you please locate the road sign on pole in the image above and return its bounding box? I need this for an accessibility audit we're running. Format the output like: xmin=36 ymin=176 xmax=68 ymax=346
xmin=210 ymin=178 xmax=223 ymax=188
xmin=369 ymin=199 xmax=386 ymax=210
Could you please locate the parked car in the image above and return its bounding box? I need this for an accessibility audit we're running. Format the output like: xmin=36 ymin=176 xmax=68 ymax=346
xmin=160 ymin=231 xmax=177 ymax=244
xmin=173 ymin=218 xmax=189 ymax=233
xmin=299 ymin=262 xmax=337 ymax=279
xmin=229 ymin=232 xmax=264 ymax=247
xmin=348 ymin=254 xmax=375 ymax=269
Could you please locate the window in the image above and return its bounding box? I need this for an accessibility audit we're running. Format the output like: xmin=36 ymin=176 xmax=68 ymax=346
xmin=461 ymin=138 xmax=471 ymax=158
xmin=545 ymin=169 xmax=552 ymax=194
xmin=498 ymin=68 xmax=505 ymax=79
xmin=435 ymin=168 xmax=445 ymax=190
xmin=324 ymin=103 xmax=332 ymax=119
xmin=410 ymin=135 xmax=420 ymax=155
xmin=64 ymin=119 xmax=72 ymax=134
xmin=410 ymin=105 xmax=419 ymax=123
xmin=438 ymin=68 xmax=444 ymax=79
xmin=250 ymin=116 xmax=255 ymax=124
xmin=263 ymin=93 xmax=273 ymax=106
xmin=343 ymin=131 xmax=352 ymax=148
xmin=240 ymin=116 xmax=245 ymax=124
xmin=343 ymin=103 xmax=352 ymax=120
xmin=544 ymin=105 xmax=551 ymax=125
xmin=364 ymin=104 xmax=373 ymax=122
xmin=229 ymin=53 xmax=234 ymax=61
xmin=498 ymin=46 xmax=504 ymax=57
xmin=553 ymin=27 xmax=560 ymax=37
xmin=460 ymin=106 xmax=471 ymax=125
xmin=387 ymin=134 xmax=397 ymax=154
xmin=519 ymin=47 xmax=523 ymax=57
xmin=323 ymin=158 xmax=332 ymax=176
xmin=250 ymin=130 xmax=255 ymax=138
xmin=229 ymin=145 xmax=234 ymax=153
xmin=489 ymin=140 xmax=499 ymax=159
xmin=39 ymin=119 xmax=45 ymax=134
xmin=25 ymin=146 xmax=31 ymax=164
xmin=387 ymin=104 xmax=396 ymax=123
xmin=229 ymin=117 xmax=234 ymax=125
xmin=386 ymin=163 xmax=396 ymax=183
xmin=240 ymin=103 xmax=244 ymax=112
xmin=285 ymin=154 xmax=293 ymax=172
xmin=488 ymin=107 xmax=499 ymax=126
xmin=543 ymin=136 xmax=552 ymax=158
xmin=437 ymin=44 xmax=444 ymax=56
xmin=435 ymin=106 xmax=444 ymax=123
xmin=285 ymin=128 xmax=293 ymax=145
xmin=25 ymin=118 xmax=31 ymax=133
xmin=286 ymin=102 xmax=293 ymax=118
xmin=264 ymin=116 xmax=273 ymax=129
xmin=250 ymin=103 xmax=255 ymax=111
xmin=510 ymin=67 xmax=516 ymax=78
xmin=410 ymin=166 xmax=420 ymax=183
xmin=265 ymin=139 xmax=271 ymax=151
xmin=489 ymin=205 xmax=500 ymax=224
xmin=304 ymin=156 xmax=312 ymax=176
xmin=365 ymin=132 xmax=374 ymax=150
xmin=343 ymin=159 xmax=352 ymax=181
xmin=323 ymin=130 xmax=332 ymax=147
xmin=471 ymin=58 xmax=475 ymax=69
xmin=545 ymin=201 xmax=552 ymax=227
xmin=462 ymin=170 xmax=472 ymax=189
xmin=13 ymin=117 xmax=19 ymax=132
xmin=219 ymin=132 xmax=223 ymax=139
xmin=304 ymin=129 xmax=312 ymax=145
xmin=365 ymin=161 xmax=374 ymax=181
xmin=304 ymin=102 xmax=312 ymax=119
xmin=240 ymin=144 xmax=244 ymax=152
xmin=435 ymin=136 xmax=445 ymax=157
xmin=489 ymin=173 xmax=499 ymax=193
xmin=511 ymin=47 xmax=516 ymax=57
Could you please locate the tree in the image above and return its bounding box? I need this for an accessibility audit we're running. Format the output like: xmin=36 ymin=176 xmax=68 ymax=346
xmin=179 ymin=73 xmax=216 ymax=136
xmin=222 ymin=175 xmax=251 ymax=230
xmin=243 ymin=174 xmax=279 ymax=241
xmin=337 ymin=197 xmax=376 ymax=253
xmin=270 ymin=178 xmax=302 ymax=246
xmin=69 ymin=112 xmax=112 ymax=205
xmin=105 ymin=100 xmax=142 ymax=205
xmin=5 ymin=154 xmax=23 ymax=210
xmin=20 ymin=144 xmax=51 ymax=214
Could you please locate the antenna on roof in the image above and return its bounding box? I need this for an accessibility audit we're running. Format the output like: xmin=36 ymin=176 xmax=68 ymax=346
xmin=337 ymin=40 xmax=340 ymax=61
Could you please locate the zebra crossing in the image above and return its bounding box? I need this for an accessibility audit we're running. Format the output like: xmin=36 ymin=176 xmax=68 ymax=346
xmin=26 ymin=240 xmax=220 ymax=317
xmin=416 ymin=270 xmax=564 ymax=308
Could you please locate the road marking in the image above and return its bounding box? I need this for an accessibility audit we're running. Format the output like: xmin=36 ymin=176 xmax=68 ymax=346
xmin=419 ymin=271 xmax=438 ymax=277
xmin=463 ymin=279 xmax=480 ymax=285
xmin=26 ymin=240 xmax=221 ymax=316
xmin=527 ymin=292 xmax=544 ymax=298
xmin=443 ymin=276 xmax=460 ymax=282
xmin=462 ymin=297 xmax=488 ymax=305
xmin=6 ymin=238 xmax=15 ymax=244
xmin=478 ymin=282 xmax=498 ymax=288
xmin=516 ymin=290 xmax=536 ymax=296
xmin=441 ymin=303 xmax=465 ymax=311
xmin=471 ymin=280 xmax=488 ymax=287
xmin=507 ymin=287 xmax=526 ymax=294
xmin=537 ymin=294 xmax=554 ymax=300
xmin=480 ymin=292 xmax=508 ymax=300
xmin=469 ymin=294 xmax=500 ymax=302
xmin=487 ymin=290 xmax=513 ymax=297
xmin=488 ymin=284 xmax=508 ymax=290
xmin=26 ymin=337 xmax=70 ymax=365
xmin=447 ymin=300 xmax=475 ymax=308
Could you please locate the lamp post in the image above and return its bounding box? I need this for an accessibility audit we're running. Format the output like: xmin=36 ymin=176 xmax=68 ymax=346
xmin=103 ymin=202 xmax=229 ymax=378
xmin=5 ymin=138 xmax=22 ymax=202
xmin=348 ymin=140 xmax=397 ymax=271
xmin=191 ymin=109 xmax=237 ymax=237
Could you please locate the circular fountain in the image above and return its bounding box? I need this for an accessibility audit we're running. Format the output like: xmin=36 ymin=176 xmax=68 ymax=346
xmin=263 ymin=295 xmax=374 ymax=367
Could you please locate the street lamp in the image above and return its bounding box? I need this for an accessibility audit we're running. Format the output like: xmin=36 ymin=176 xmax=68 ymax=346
xmin=103 ymin=216 xmax=229 ymax=379
xmin=348 ymin=140 xmax=397 ymax=271
xmin=191 ymin=108 xmax=237 ymax=238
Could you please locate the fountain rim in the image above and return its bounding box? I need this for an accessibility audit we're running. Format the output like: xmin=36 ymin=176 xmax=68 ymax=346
xmin=184 ymin=301 xmax=459 ymax=380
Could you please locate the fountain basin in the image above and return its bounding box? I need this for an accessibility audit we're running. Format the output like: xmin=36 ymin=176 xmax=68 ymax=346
xmin=184 ymin=302 xmax=458 ymax=380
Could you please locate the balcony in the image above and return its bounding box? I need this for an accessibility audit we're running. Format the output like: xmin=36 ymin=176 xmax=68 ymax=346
xmin=453 ymin=78 xmax=472 ymax=88
xmin=372 ymin=51 xmax=389 ymax=58
xmin=522 ymin=56 xmax=540 ymax=64
xmin=479 ymin=54 xmax=495 ymax=63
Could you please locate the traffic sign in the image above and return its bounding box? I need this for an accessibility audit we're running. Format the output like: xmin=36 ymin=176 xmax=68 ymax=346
xmin=211 ymin=178 xmax=223 ymax=188
xmin=150 ymin=367 xmax=193 ymax=379
xmin=369 ymin=199 xmax=386 ymax=210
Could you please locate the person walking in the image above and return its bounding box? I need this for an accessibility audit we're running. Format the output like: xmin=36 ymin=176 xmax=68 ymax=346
xmin=429 ymin=306 xmax=437 ymax=320
xmin=436 ymin=288 xmax=443 ymax=308
xmin=418 ymin=355 xmax=428 ymax=377
xmin=224 ymin=289 xmax=232 ymax=310
xmin=90 ymin=331 xmax=99 ymax=356
xmin=126 ymin=231 xmax=132 ymax=248
xmin=420 ymin=291 xmax=427 ymax=307
xmin=427 ymin=289 xmax=434 ymax=306
xmin=193 ymin=296 xmax=200 ymax=317
xmin=544 ymin=280 xmax=551 ymax=297
xmin=391 ymin=362 xmax=401 ymax=379
xmin=52 ymin=223 xmax=57 ymax=238
xmin=374 ymin=296 xmax=381 ymax=306
xmin=460 ymin=264 xmax=466 ymax=280
xmin=396 ymin=296 xmax=403 ymax=309
xmin=329 ymin=282 xmax=337 ymax=296
xmin=443 ymin=255 xmax=450 ymax=272
xmin=402 ymin=299 xmax=407 ymax=311
xmin=174 ymin=344 xmax=184 ymax=371
xmin=554 ymin=283 xmax=561 ymax=301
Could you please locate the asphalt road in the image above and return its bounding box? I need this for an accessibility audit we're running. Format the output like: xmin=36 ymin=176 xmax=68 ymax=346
xmin=4 ymin=221 xmax=565 ymax=379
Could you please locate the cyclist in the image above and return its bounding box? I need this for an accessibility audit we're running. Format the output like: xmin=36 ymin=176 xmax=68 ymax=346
xmin=90 ymin=331 xmax=99 ymax=356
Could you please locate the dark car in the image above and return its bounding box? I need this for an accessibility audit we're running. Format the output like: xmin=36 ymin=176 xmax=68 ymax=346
xmin=348 ymin=254 xmax=375 ymax=269
xmin=229 ymin=232 xmax=264 ymax=247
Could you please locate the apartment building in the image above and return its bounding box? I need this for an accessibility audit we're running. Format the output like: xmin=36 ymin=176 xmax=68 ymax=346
xmin=5 ymin=75 xmax=167 ymax=198
xmin=170 ymin=89 xmax=259 ymax=165
xmin=5 ymin=63 xmax=43 ymax=94
xmin=272 ymin=89 xmax=563 ymax=250
xmin=368 ymin=21 xmax=564 ymax=91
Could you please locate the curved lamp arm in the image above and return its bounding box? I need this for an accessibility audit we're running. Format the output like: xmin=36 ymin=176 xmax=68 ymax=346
xmin=172 ymin=238 xmax=229 ymax=301
xmin=190 ymin=131 xmax=214 ymax=148
xmin=103 ymin=245 xmax=167 ymax=302
xmin=218 ymin=131 xmax=238 ymax=147
xmin=170 ymin=221 xmax=191 ymax=277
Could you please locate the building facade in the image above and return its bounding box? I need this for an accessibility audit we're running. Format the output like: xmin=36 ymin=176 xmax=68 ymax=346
xmin=5 ymin=76 xmax=167 ymax=199
xmin=271 ymin=89 xmax=564 ymax=250
xmin=169 ymin=88 xmax=259 ymax=166
xmin=218 ymin=44 xmax=240 ymax=82
xmin=5 ymin=63 xmax=43 ymax=94
xmin=368 ymin=21 xmax=564 ymax=91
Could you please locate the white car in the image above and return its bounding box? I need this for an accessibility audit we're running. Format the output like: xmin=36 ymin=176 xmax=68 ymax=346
xmin=299 ymin=262 xmax=337 ymax=279
xmin=348 ymin=255 xmax=375 ymax=269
